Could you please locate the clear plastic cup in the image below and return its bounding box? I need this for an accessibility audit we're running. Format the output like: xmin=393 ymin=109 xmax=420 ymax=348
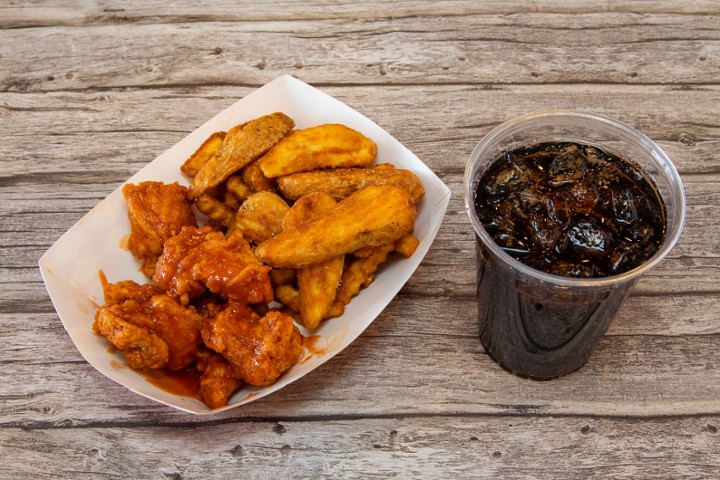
xmin=464 ymin=111 xmax=686 ymax=379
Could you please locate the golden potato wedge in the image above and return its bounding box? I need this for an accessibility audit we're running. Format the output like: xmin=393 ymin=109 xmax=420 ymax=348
xmin=190 ymin=112 xmax=295 ymax=198
xmin=327 ymin=242 xmax=395 ymax=319
xmin=258 ymin=123 xmax=377 ymax=178
xmin=297 ymin=255 xmax=344 ymax=329
xmin=281 ymin=192 xmax=338 ymax=233
xmin=283 ymin=193 xmax=344 ymax=329
xmin=181 ymin=131 xmax=226 ymax=178
xmin=255 ymin=185 xmax=416 ymax=269
xmin=233 ymin=191 xmax=289 ymax=244
xmin=277 ymin=164 xmax=425 ymax=204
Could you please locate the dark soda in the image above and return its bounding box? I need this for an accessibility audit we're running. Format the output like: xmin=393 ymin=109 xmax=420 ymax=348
xmin=474 ymin=141 xmax=666 ymax=278
xmin=473 ymin=141 xmax=667 ymax=378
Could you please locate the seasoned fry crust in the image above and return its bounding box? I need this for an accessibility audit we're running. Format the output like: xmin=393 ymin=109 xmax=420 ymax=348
xmin=194 ymin=194 xmax=235 ymax=227
xmin=258 ymin=123 xmax=377 ymax=178
xmin=190 ymin=112 xmax=295 ymax=198
xmin=297 ymin=256 xmax=344 ymax=329
xmin=255 ymin=185 xmax=416 ymax=269
xmin=277 ymin=164 xmax=425 ymax=203
xmin=281 ymin=192 xmax=338 ymax=233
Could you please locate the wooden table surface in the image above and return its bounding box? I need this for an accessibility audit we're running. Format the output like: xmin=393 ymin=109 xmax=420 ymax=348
xmin=2 ymin=1 xmax=719 ymax=478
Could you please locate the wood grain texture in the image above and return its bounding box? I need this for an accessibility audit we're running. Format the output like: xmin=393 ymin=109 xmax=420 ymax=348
xmin=2 ymin=416 xmax=719 ymax=479
xmin=1 ymin=1 xmax=719 ymax=478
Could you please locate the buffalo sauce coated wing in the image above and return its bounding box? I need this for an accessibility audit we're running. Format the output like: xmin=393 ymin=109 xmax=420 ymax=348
xmin=153 ymin=226 xmax=273 ymax=305
xmin=196 ymin=347 xmax=244 ymax=409
xmin=122 ymin=181 xmax=197 ymax=278
xmin=93 ymin=282 xmax=204 ymax=371
xmin=202 ymin=303 xmax=303 ymax=386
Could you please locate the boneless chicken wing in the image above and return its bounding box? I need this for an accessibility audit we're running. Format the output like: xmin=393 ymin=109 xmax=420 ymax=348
xmin=94 ymin=282 xmax=204 ymax=371
xmin=123 ymin=181 xmax=197 ymax=278
xmin=202 ymin=303 xmax=303 ymax=386
xmin=153 ymin=226 xmax=273 ymax=305
xmin=94 ymin=302 xmax=170 ymax=370
xmin=196 ymin=347 xmax=244 ymax=408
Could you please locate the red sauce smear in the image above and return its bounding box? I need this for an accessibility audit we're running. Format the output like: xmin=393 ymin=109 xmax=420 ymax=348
xmin=110 ymin=361 xmax=202 ymax=400
xmin=301 ymin=335 xmax=327 ymax=364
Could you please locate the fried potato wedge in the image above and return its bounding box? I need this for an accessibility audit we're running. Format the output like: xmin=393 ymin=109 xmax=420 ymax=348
xmin=190 ymin=112 xmax=295 ymax=198
xmin=284 ymin=193 xmax=344 ymax=329
xmin=255 ymin=185 xmax=416 ymax=269
xmin=181 ymin=131 xmax=226 ymax=178
xmin=233 ymin=191 xmax=290 ymax=244
xmin=297 ymin=255 xmax=344 ymax=328
xmin=258 ymin=123 xmax=377 ymax=178
xmin=277 ymin=164 xmax=425 ymax=204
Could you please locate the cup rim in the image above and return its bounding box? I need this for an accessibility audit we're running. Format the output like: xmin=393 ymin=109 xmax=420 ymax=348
xmin=464 ymin=110 xmax=687 ymax=288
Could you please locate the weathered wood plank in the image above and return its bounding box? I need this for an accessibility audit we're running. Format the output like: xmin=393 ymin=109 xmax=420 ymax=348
xmin=3 ymin=328 xmax=720 ymax=426
xmin=1 ymin=14 xmax=719 ymax=92
xmin=1 ymin=415 xmax=719 ymax=479
xmin=3 ymin=85 xmax=719 ymax=174
xmin=2 ymin=0 xmax=720 ymax=27
xmin=3 ymin=289 xmax=720 ymax=365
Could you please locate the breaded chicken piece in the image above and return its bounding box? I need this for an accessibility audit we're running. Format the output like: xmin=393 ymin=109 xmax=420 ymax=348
xmin=94 ymin=303 xmax=170 ymax=370
xmin=100 ymin=278 xmax=157 ymax=306
xmin=153 ymin=226 xmax=273 ymax=305
xmin=258 ymin=123 xmax=377 ymax=178
xmin=196 ymin=347 xmax=244 ymax=409
xmin=122 ymin=181 xmax=197 ymax=278
xmin=202 ymin=303 xmax=303 ymax=386
xmin=93 ymin=294 xmax=203 ymax=371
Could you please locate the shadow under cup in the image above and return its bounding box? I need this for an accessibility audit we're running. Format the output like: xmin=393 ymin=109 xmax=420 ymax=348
xmin=464 ymin=112 xmax=686 ymax=379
